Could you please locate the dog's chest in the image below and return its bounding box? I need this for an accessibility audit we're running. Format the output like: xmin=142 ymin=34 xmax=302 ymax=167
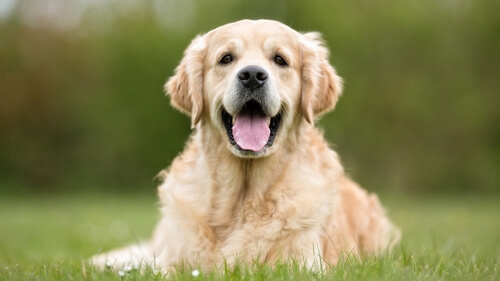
xmin=207 ymin=189 xmax=275 ymax=241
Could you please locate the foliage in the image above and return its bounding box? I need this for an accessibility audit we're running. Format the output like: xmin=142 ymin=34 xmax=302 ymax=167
xmin=0 ymin=0 xmax=499 ymax=193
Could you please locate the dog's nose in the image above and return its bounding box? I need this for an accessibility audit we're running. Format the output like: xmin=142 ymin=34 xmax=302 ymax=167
xmin=237 ymin=65 xmax=268 ymax=90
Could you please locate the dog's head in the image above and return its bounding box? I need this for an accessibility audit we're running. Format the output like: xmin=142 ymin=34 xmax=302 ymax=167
xmin=166 ymin=19 xmax=343 ymax=158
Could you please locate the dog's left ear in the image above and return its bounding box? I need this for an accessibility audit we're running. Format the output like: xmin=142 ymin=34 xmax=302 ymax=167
xmin=300 ymin=32 xmax=343 ymax=123
xmin=165 ymin=35 xmax=206 ymax=128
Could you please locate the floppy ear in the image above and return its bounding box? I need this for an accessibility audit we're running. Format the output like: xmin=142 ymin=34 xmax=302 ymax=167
xmin=165 ymin=35 xmax=206 ymax=127
xmin=300 ymin=32 xmax=343 ymax=123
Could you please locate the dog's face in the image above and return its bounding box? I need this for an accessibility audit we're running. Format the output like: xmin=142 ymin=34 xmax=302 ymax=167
xmin=166 ymin=20 xmax=343 ymax=158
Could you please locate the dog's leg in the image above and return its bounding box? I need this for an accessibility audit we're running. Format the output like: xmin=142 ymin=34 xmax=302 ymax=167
xmin=90 ymin=242 xmax=157 ymax=271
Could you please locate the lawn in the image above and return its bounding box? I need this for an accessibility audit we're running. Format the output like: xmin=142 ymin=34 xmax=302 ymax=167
xmin=0 ymin=191 xmax=498 ymax=280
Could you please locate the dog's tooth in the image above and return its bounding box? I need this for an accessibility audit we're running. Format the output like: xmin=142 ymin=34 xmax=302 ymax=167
xmin=267 ymin=118 xmax=271 ymax=126
xmin=232 ymin=116 xmax=236 ymax=125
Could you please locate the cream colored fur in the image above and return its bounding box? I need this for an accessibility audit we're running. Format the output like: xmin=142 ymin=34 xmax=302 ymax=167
xmin=92 ymin=19 xmax=400 ymax=272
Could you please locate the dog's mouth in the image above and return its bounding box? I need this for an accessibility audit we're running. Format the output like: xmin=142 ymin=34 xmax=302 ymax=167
xmin=222 ymin=100 xmax=281 ymax=153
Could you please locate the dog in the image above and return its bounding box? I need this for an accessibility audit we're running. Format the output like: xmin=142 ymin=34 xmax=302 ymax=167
xmin=92 ymin=19 xmax=400 ymax=272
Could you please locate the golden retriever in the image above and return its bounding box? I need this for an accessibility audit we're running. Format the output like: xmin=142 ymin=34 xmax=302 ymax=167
xmin=92 ymin=19 xmax=400 ymax=272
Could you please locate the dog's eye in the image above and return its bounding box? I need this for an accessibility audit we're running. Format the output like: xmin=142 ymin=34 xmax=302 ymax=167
xmin=274 ymin=55 xmax=287 ymax=66
xmin=220 ymin=54 xmax=233 ymax=65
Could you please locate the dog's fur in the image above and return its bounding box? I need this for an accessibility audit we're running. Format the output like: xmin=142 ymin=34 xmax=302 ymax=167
xmin=92 ymin=19 xmax=400 ymax=272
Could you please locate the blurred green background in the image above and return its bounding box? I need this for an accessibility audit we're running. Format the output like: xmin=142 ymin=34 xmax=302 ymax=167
xmin=0 ymin=0 xmax=499 ymax=195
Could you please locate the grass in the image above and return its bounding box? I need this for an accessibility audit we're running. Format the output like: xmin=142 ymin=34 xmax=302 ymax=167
xmin=0 ymin=191 xmax=499 ymax=280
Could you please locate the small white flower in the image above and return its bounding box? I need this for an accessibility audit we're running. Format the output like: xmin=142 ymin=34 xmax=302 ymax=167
xmin=105 ymin=260 xmax=113 ymax=269
xmin=117 ymin=270 xmax=125 ymax=277
xmin=191 ymin=269 xmax=200 ymax=277
xmin=123 ymin=265 xmax=132 ymax=272
xmin=132 ymin=261 xmax=140 ymax=270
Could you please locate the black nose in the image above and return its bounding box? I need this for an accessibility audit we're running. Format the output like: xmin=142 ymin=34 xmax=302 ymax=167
xmin=237 ymin=65 xmax=268 ymax=90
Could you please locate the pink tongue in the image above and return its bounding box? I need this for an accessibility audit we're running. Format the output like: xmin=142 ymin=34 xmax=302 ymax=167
xmin=232 ymin=110 xmax=270 ymax=152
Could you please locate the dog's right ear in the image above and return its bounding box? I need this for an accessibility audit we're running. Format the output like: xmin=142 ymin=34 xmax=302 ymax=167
xmin=165 ymin=35 xmax=206 ymax=128
xmin=300 ymin=32 xmax=343 ymax=124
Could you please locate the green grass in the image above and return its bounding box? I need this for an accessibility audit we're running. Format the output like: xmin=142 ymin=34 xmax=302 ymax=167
xmin=0 ymin=192 xmax=499 ymax=280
